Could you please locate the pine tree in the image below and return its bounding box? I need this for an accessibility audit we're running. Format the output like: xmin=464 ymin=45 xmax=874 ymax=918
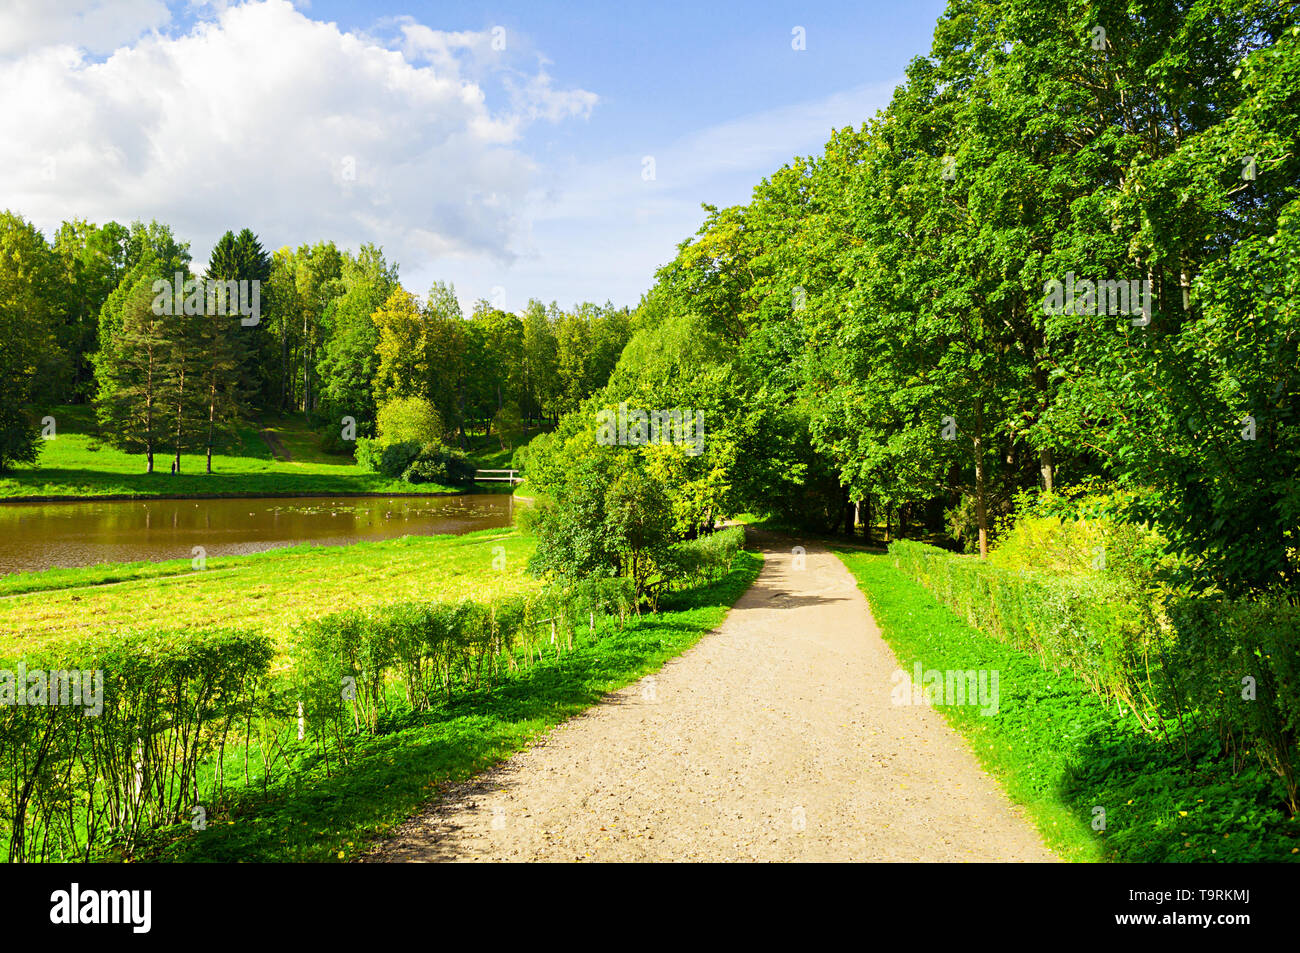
xmin=201 ymin=230 xmax=265 ymax=471
xmin=95 ymin=275 xmax=170 ymax=472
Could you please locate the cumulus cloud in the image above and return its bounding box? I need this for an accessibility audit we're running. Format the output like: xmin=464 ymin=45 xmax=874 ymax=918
xmin=0 ymin=0 xmax=171 ymax=57
xmin=0 ymin=0 xmax=597 ymax=269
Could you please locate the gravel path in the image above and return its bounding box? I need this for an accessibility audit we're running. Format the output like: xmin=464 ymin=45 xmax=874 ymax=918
xmin=367 ymin=535 xmax=1057 ymax=862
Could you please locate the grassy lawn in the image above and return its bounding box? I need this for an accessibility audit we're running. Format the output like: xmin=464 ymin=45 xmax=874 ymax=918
xmin=2 ymin=405 xmax=459 ymax=499
xmin=0 ymin=527 xmax=538 ymax=655
xmin=124 ymin=549 xmax=762 ymax=863
xmin=835 ymin=550 xmax=1300 ymax=863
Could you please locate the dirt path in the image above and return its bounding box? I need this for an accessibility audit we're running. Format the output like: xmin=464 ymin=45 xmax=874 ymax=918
xmin=259 ymin=425 xmax=292 ymax=462
xmin=368 ymin=535 xmax=1057 ymax=862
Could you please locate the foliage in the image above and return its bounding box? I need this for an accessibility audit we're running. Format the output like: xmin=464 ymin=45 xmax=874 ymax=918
xmin=838 ymin=550 xmax=1299 ymax=862
xmin=889 ymin=538 xmax=1300 ymax=813
xmin=353 ymin=438 xmax=422 ymax=479
xmin=400 ymin=446 xmax=475 ymax=487
xmin=376 ymin=395 xmax=442 ymax=447
xmin=0 ymin=627 xmax=274 ymax=861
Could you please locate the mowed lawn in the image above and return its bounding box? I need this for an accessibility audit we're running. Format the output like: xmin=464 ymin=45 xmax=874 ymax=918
xmin=0 ymin=405 xmax=459 ymax=499
xmin=0 ymin=528 xmax=538 ymax=655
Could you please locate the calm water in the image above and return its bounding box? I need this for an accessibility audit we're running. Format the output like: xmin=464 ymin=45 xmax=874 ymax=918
xmin=0 ymin=494 xmax=516 ymax=576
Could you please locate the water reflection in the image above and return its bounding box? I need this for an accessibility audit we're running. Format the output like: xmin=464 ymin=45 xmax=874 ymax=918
xmin=0 ymin=494 xmax=515 ymax=575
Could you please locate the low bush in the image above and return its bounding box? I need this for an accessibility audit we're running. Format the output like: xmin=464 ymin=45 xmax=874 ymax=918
xmin=0 ymin=628 xmax=274 ymax=862
xmin=889 ymin=539 xmax=1300 ymax=813
xmin=401 ymin=446 xmax=475 ymax=487
xmin=354 ymin=438 xmax=422 ymax=478
xmin=1 ymin=538 xmax=751 ymax=862
xmin=667 ymin=526 xmax=745 ymax=589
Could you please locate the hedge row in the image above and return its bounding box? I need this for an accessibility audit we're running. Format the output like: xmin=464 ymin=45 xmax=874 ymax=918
xmin=888 ymin=540 xmax=1300 ymax=812
xmin=0 ymin=628 xmax=274 ymax=862
xmin=666 ymin=526 xmax=745 ymax=590
xmin=291 ymin=579 xmax=637 ymax=742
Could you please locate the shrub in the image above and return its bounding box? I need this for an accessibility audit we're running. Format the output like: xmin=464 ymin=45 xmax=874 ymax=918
xmin=354 ymin=438 xmax=422 ymax=478
xmin=668 ymin=526 xmax=744 ymax=588
xmin=401 ymin=447 xmax=475 ymax=487
xmin=1162 ymin=595 xmax=1300 ymax=813
xmin=889 ymin=539 xmax=1300 ymax=813
xmin=377 ymin=396 xmax=442 ymax=447
xmin=0 ymin=628 xmax=273 ymax=862
xmin=890 ymin=540 xmax=1167 ymax=718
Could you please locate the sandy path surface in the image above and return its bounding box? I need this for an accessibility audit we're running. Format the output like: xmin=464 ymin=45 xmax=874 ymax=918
xmin=367 ymin=535 xmax=1057 ymax=862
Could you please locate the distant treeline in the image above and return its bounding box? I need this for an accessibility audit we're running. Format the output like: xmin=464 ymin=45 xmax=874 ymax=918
xmin=0 ymin=215 xmax=631 ymax=472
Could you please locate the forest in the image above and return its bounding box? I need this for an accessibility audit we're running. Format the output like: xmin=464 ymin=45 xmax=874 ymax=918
xmin=0 ymin=216 xmax=631 ymax=475
xmin=521 ymin=0 xmax=1298 ymax=600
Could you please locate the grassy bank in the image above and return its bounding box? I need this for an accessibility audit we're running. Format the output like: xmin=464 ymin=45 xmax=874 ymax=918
xmin=118 ymin=549 xmax=761 ymax=863
xmin=2 ymin=406 xmax=460 ymax=500
xmin=0 ymin=528 xmax=537 ymax=654
xmin=835 ymin=550 xmax=1300 ymax=863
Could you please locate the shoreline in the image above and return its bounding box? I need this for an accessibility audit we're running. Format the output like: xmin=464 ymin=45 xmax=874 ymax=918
xmin=0 ymin=489 xmax=467 ymax=504
xmin=0 ymin=485 xmax=528 ymax=505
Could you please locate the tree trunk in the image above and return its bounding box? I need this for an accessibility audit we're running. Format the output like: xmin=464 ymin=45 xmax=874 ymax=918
xmin=206 ymin=384 xmax=216 ymax=475
xmin=974 ymin=398 xmax=989 ymax=558
xmin=280 ymin=323 xmax=289 ymax=412
xmin=173 ymin=365 xmax=186 ymax=473
xmin=1040 ymin=446 xmax=1054 ymax=493
xmin=302 ymin=312 xmax=310 ymax=414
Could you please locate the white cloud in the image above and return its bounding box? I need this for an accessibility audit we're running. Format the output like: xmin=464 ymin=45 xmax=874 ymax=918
xmin=0 ymin=0 xmax=894 ymax=315
xmin=0 ymin=0 xmax=595 ymax=271
xmin=505 ymin=70 xmax=598 ymax=122
xmin=440 ymin=80 xmax=897 ymax=312
xmin=0 ymin=0 xmax=171 ymax=57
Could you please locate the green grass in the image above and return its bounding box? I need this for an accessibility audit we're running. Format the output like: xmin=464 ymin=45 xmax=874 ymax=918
xmin=0 ymin=528 xmax=538 ymax=655
xmin=126 ymin=549 xmax=762 ymax=863
xmin=835 ymin=550 xmax=1300 ymax=863
xmin=2 ymin=405 xmax=459 ymax=499
xmin=460 ymin=426 xmax=552 ymax=471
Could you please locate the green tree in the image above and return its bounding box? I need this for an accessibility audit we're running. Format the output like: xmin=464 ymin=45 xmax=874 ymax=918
xmin=376 ymin=394 xmax=442 ymax=447
xmin=316 ymin=244 xmax=398 ymax=428
xmin=0 ymin=211 xmax=63 ymax=470
xmin=95 ymin=274 xmax=171 ymax=472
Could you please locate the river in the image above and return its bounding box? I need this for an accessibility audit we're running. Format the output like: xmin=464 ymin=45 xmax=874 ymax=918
xmin=0 ymin=494 xmax=516 ymax=575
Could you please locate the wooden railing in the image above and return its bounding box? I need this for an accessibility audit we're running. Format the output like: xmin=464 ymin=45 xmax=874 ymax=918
xmin=474 ymin=468 xmax=523 ymax=485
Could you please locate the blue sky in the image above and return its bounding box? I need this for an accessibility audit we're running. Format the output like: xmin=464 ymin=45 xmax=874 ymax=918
xmin=0 ymin=0 xmax=947 ymax=312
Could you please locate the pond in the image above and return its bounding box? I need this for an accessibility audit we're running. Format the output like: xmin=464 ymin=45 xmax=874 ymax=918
xmin=0 ymin=494 xmax=517 ymax=575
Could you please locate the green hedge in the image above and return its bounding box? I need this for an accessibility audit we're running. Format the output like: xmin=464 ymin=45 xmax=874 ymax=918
xmin=290 ymin=579 xmax=643 ymax=745
xmin=0 ymin=628 xmax=274 ymax=862
xmin=667 ymin=526 xmax=745 ymax=589
xmin=889 ymin=541 xmax=1165 ymax=716
xmin=888 ymin=539 xmax=1300 ymax=812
